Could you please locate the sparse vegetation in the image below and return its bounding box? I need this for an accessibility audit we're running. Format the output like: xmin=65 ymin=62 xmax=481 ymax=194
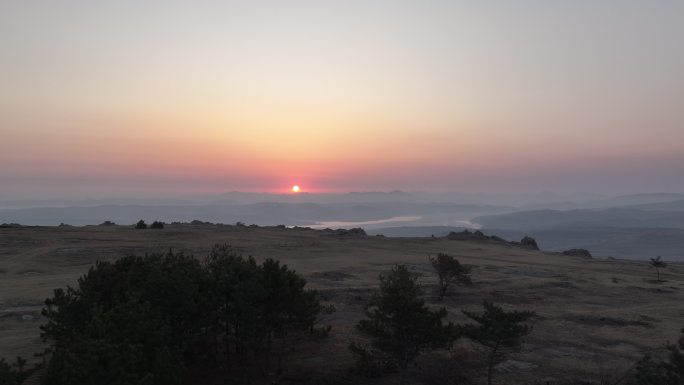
xmin=631 ymin=328 xmax=684 ymax=385
xmin=461 ymin=301 xmax=535 ymax=385
xmin=429 ymin=252 xmax=472 ymax=300
xmin=2 ymin=225 xmax=683 ymax=384
xmin=150 ymin=221 xmax=164 ymax=229
xmin=649 ymin=256 xmax=667 ymax=282
xmin=0 ymin=357 xmax=30 ymax=385
xmin=352 ymin=265 xmax=454 ymax=383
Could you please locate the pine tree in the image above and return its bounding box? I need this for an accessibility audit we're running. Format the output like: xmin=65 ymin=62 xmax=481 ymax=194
xmin=461 ymin=301 xmax=535 ymax=385
xmin=429 ymin=253 xmax=472 ymax=300
xmin=354 ymin=265 xmax=454 ymax=383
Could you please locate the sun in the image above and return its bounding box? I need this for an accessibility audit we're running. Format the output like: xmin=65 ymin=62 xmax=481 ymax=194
xmin=291 ymin=185 xmax=300 ymax=193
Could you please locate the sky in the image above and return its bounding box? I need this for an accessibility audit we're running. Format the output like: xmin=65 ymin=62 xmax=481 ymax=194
xmin=1 ymin=1 xmax=683 ymax=199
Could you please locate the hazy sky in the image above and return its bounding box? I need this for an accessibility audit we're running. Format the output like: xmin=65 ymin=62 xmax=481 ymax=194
xmin=1 ymin=1 xmax=683 ymax=198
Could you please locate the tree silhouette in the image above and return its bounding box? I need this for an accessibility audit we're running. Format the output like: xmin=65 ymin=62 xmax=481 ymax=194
xmin=649 ymin=256 xmax=667 ymax=282
xmin=0 ymin=357 xmax=29 ymax=385
xmin=429 ymin=253 xmax=472 ymax=300
xmin=41 ymin=251 xmax=209 ymax=385
xmin=41 ymin=245 xmax=329 ymax=385
xmin=353 ymin=265 xmax=454 ymax=383
xmin=134 ymin=220 xmax=147 ymax=229
xmin=205 ymin=244 xmax=329 ymax=380
xmin=461 ymin=301 xmax=535 ymax=385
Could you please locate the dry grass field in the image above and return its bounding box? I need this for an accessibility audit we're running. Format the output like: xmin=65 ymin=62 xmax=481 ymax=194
xmin=1 ymin=224 xmax=683 ymax=384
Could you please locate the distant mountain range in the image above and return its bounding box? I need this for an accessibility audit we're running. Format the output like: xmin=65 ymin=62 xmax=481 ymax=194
xmin=3 ymin=191 xmax=684 ymax=260
xmin=0 ymin=201 xmax=508 ymax=228
xmin=473 ymin=208 xmax=684 ymax=230
xmin=586 ymin=193 xmax=684 ymax=208
xmin=461 ymin=194 xmax=684 ymax=260
xmin=483 ymin=227 xmax=684 ymax=261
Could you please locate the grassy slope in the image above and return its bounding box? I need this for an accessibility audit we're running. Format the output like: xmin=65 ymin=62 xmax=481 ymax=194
xmin=1 ymin=225 xmax=683 ymax=384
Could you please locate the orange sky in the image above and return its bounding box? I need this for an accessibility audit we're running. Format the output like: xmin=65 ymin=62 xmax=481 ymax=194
xmin=1 ymin=2 xmax=684 ymax=198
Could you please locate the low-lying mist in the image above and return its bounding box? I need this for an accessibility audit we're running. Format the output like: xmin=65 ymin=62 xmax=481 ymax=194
xmin=2 ymin=191 xmax=684 ymax=260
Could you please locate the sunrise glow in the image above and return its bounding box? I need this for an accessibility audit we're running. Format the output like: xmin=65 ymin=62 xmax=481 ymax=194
xmin=1 ymin=2 xmax=683 ymax=198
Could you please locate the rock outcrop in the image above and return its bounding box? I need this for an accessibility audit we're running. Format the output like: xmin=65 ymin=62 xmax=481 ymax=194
xmin=562 ymin=248 xmax=593 ymax=258
xmin=519 ymin=236 xmax=540 ymax=250
xmin=446 ymin=230 xmax=541 ymax=251
xmin=446 ymin=229 xmax=506 ymax=242
xmin=326 ymin=227 xmax=367 ymax=237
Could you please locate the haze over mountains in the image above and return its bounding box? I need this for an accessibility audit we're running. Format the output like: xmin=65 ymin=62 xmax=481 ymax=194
xmin=464 ymin=193 xmax=684 ymax=260
xmin=2 ymin=191 xmax=683 ymax=261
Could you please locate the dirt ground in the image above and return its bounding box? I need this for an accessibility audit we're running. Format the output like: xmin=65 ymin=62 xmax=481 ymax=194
xmin=1 ymin=224 xmax=683 ymax=384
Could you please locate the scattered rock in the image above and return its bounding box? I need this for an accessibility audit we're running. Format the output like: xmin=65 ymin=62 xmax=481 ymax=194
xmin=495 ymin=360 xmax=538 ymax=372
xmin=497 ymin=266 xmax=555 ymax=278
xmin=447 ymin=230 xmax=541 ymax=251
xmin=309 ymin=271 xmax=357 ymax=281
xmin=291 ymin=226 xmax=312 ymax=231
xmin=330 ymin=228 xmax=366 ymax=237
xmin=0 ymin=223 xmax=23 ymax=228
xmin=19 ymin=270 xmax=42 ymax=275
xmin=447 ymin=229 xmax=489 ymax=241
xmin=562 ymin=248 xmax=593 ymax=258
xmin=446 ymin=230 xmax=507 ymax=243
xmin=566 ymin=314 xmax=653 ymax=328
xmin=540 ymin=347 xmax=577 ymax=357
